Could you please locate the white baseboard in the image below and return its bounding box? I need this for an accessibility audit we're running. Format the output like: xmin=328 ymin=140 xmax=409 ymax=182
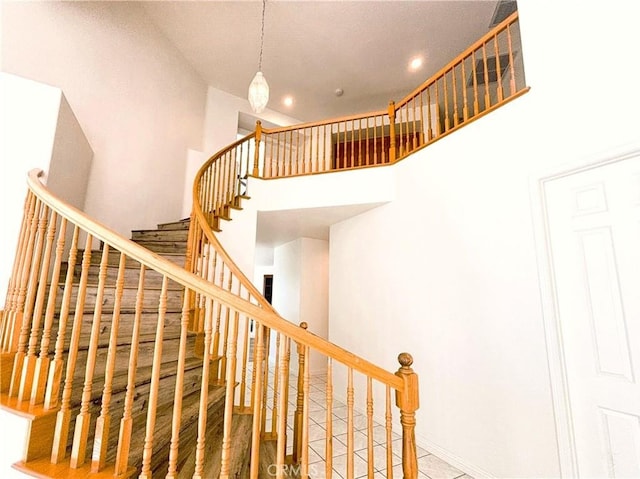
xmin=415 ymin=431 xmax=495 ymax=479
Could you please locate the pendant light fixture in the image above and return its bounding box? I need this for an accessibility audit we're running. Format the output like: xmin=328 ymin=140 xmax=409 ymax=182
xmin=248 ymin=0 xmax=269 ymax=114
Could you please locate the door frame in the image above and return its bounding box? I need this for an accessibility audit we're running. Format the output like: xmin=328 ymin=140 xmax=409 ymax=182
xmin=529 ymin=142 xmax=640 ymax=478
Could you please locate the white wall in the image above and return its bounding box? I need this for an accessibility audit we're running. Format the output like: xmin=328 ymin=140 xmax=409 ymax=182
xmin=298 ymin=238 xmax=329 ymax=374
xmin=328 ymin=2 xmax=640 ymax=478
xmin=0 ymin=74 xmax=92 ymax=306
xmin=272 ymin=238 xmax=328 ymax=375
xmin=1 ymin=1 xmax=207 ymax=235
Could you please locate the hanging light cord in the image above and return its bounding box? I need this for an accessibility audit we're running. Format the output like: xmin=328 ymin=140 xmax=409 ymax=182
xmin=258 ymin=0 xmax=266 ymax=72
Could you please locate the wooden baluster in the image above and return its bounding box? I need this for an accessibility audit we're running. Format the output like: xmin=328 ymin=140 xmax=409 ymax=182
xmin=235 ymin=143 xmax=242 ymax=199
xmin=395 ymin=353 xmax=419 ymax=479
xmin=426 ymin=87 xmax=433 ymax=141
xmin=418 ymin=92 xmax=425 ymax=146
xmin=44 ymin=225 xmax=79 ymax=409
xmin=209 ymin=299 xmax=223 ymax=382
xmin=507 ymin=23 xmax=517 ymax=96
xmin=114 ymin=264 xmax=146 ymax=476
xmin=462 ymin=57 xmax=469 ymax=122
xmin=249 ymin=323 xmax=265 ymax=479
xmin=325 ymin=358 xmax=333 ymax=478
xmin=31 ymin=215 xmax=66 ymax=405
xmin=260 ymin=326 xmax=271 ymax=436
xmin=274 ymin=133 xmax=280 ymax=177
xmin=314 ymin=125 xmax=320 ymax=173
xmin=482 ymin=42 xmax=491 ymax=109
xmin=91 ymin=252 xmax=127 ymax=472
xmin=268 ymin=135 xmax=274 ymax=178
xmin=219 ymin=303 xmax=239 ymax=478
xmin=193 ymin=294 xmax=214 ymax=479
xmin=227 ymin=150 xmax=235 ymax=205
xmin=51 ymin=233 xmax=93 ymax=463
xmin=226 ymin=150 xmax=234 ymax=205
xmin=414 ymin=98 xmax=420 ymax=149
xmin=357 ymin=119 xmax=362 ymax=167
xmin=202 ymin=168 xmax=209 ymax=225
xmin=185 ymin=221 xmax=198 ymax=331
xmin=70 ymin=242 xmax=111 ymax=468
xmin=1 ymin=192 xmax=32 ymax=354
xmin=335 ymin=122 xmax=341 ymax=170
xmin=271 ymin=332 xmax=280 ymax=436
xmin=254 ymin=120 xmax=262 ymax=176
xmin=312 ymin=126 xmax=318 ymax=173
xmin=212 ymin=162 xmax=220 ymax=220
xmin=9 ymin=199 xmax=44 ymax=398
xmin=452 ymin=66 xmax=459 ymax=127
xmin=471 ymin=50 xmax=480 ymax=116
xmin=494 ymin=34 xmax=504 ymax=102
xmin=216 ymin=158 xmax=223 ymax=217
xmin=275 ymin=336 xmax=290 ymax=479
xmin=138 ymin=276 xmax=169 ymax=479
xmin=388 ymin=101 xmax=396 ymax=163
xmin=434 ymin=80 xmax=442 ymax=136
xmin=296 ymin=128 xmax=301 ymax=175
xmin=367 ymin=377 xmax=374 ymax=478
xmin=385 ymin=385 xmax=394 ymax=479
xmin=207 ymin=167 xmax=214 ymax=225
xmin=18 ymin=207 xmax=54 ymax=402
xmin=293 ymin=322 xmax=308 ymax=462
xmin=300 ymin=344 xmax=310 ymax=479
xmin=365 ymin=117 xmax=370 ymax=165
xmin=239 ymin=291 xmax=251 ymax=410
xmin=288 ymin=129 xmax=294 ymax=176
xmin=347 ymin=367 xmax=354 ymax=479
xmin=443 ymin=72 xmax=450 ymax=132
xmin=373 ymin=117 xmax=378 ymax=165
xmin=401 ymin=106 xmax=407 ymax=156
xmin=218 ymin=268 xmax=233 ymax=384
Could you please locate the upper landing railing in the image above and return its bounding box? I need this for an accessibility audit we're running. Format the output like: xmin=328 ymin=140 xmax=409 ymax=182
xmin=250 ymin=11 xmax=527 ymax=179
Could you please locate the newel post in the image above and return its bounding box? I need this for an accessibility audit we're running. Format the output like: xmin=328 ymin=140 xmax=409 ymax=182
xmin=253 ymin=120 xmax=262 ymax=177
xmin=395 ymin=352 xmax=419 ymax=479
xmin=387 ymin=101 xmax=397 ymax=163
xmin=293 ymin=321 xmax=308 ymax=463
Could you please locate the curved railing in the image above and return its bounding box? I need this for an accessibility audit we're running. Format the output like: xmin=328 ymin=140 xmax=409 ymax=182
xmin=189 ymin=130 xmax=418 ymax=477
xmin=254 ymin=11 xmax=527 ymax=179
xmin=0 ymin=170 xmax=418 ymax=478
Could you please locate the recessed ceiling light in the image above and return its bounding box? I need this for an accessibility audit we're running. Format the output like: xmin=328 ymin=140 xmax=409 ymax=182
xmin=283 ymin=96 xmax=294 ymax=107
xmin=409 ymin=57 xmax=423 ymax=72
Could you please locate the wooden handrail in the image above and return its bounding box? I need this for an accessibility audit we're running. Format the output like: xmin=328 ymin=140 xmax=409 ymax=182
xmin=24 ymin=170 xmax=402 ymax=389
xmin=260 ymin=108 xmax=388 ymax=136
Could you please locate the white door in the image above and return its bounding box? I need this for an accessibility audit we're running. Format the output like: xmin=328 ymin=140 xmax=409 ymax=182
xmin=545 ymin=155 xmax=640 ymax=478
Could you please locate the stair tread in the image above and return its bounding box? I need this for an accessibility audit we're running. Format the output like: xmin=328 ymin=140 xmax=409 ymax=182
xmin=13 ymin=458 xmax=136 ymax=479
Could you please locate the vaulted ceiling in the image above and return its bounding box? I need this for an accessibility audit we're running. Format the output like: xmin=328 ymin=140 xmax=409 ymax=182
xmin=142 ymin=1 xmax=509 ymax=122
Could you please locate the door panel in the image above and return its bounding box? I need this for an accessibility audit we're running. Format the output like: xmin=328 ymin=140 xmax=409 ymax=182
xmin=545 ymin=156 xmax=640 ymax=478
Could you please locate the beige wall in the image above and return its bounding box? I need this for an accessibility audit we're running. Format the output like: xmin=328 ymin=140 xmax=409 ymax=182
xmin=1 ymin=2 xmax=207 ymax=235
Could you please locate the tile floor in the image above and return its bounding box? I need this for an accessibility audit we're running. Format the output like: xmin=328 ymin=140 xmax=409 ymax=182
xmin=260 ymin=371 xmax=473 ymax=479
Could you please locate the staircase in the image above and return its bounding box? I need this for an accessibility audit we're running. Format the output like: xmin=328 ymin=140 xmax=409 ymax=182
xmin=2 ymin=215 xmax=252 ymax=478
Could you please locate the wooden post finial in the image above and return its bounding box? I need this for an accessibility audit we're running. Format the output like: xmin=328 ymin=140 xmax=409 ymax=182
xmin=253 ymin=121 xmax=263 ymax=177
xmin=395 ymin=351 xmax=419 ymax=479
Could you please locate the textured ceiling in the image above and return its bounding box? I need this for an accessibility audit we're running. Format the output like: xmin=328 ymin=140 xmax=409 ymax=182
xmin=142 ymin=0 xmax=502 ymax=122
